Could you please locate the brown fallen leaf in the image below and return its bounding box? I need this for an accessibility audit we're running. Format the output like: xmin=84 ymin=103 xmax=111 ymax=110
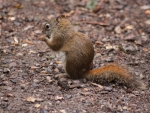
xmin=124 ymin=25 xmax=134 ymax=30
xmin=64 ymin=10 xmax=75 ymax=17
xmin=24 ymin=39 xmax=35 ymax=45
xmin=34 ymin=104 xmax=41 ymax=108
xmin=27 ymin=96 xmax=36 ymax=102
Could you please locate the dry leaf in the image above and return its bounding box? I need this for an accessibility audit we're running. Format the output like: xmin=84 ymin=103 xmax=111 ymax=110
xmin=124 ymin=25 xmax=134 ymax=30
xmin=22 ymin=43 xmax=28 ymax=47
xmin=24 ymin=39 xmax=35 ymax=45
xmin=64 ymin=10 xmax=74 ymax=17
xmin=30 ymin=66 xmax=39 ymax=70
xmin=27 ymin=96 xmax=36 ymax=102
xmin=55 ymin=96 xmax=64 ymax=100
xmin=29 ymin=50 xmax=37 ymax=54
xmin=145 ymin=10 xmax=150 ymax=14
xmin=55 ymin=61 xmax=62 ymax=64
xmin=34 ymin=104 xmax=41 ymax=108
xmin=13 ymin=37 xmax=19 ymax=45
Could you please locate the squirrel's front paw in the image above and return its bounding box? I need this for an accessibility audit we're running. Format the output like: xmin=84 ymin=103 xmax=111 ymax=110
xmin=55 ymin=73 xmax=69 ymax=79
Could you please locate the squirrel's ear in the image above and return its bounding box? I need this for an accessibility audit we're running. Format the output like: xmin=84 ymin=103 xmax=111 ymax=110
xmin=56 ymin=15 xmax=66 ymax=23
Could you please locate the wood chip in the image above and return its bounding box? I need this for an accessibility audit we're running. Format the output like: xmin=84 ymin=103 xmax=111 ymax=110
xmin=90 ymin=82 xmax=103 ymax=89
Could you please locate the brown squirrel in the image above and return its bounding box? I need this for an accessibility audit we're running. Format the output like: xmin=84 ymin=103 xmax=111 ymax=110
xmin=41 ymin=15 xmax=146 ymax=90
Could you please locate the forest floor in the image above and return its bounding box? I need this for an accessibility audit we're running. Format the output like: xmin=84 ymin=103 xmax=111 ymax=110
xmin=0 ymin=0 xmax=150 ymax=113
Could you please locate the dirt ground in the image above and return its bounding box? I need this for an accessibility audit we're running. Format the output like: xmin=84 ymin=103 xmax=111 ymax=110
xmin=0 ymin=0 xmax=150 ymax=113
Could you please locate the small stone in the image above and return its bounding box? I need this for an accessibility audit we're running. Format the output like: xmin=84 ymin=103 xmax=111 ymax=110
xmin=53 ymin=68 xmax=59 ymax=73
xmin=9 ymin=62 xmax=17 ymax=68
xmin=8 ymin=10 xmax=16 ymax=16
xmin=0 ymin=69 xmax=3 ymax=72
xmin=104 ymin=86 xmax=112 ymax=91
xmin=43 ymin=110 xmax=49 ymax=113
xmin=33 ymin=79 xmax=40 ymax=83
xmin=6 ymin=86 xmax=13 ymax=91
xmin=132 ymin=91 xmax=140 ymax=96
xmin=115 ymin=26 xmax=122 ymax=34
xmin=3 ymin=97 xmax=8 ymax=102
xmin=140 ymin=5 xmax=150 ymax=10
xmin=140 ymin=74 xmax=145 ymax=79
xmin=72 ymin=80 xmax=80 ymax=84
xmin=145 ymin=20 xmax=150 ymax=25
xmin=46 ymin=76 xmax=53 ymax=83
xmin=125 ymin=45 xmax=136 ymax=54
xmin=105 ymin=57 xmax=114 ymax=62
xmin=20 ymin=84 xmax=26 ymax=89
xmin=36 ymin=98 xmax=44 ymax=102
xmin=66 ymin=94 xmax=72 ymax=99
xmin=122 ymin=106 xmax=128 ymax=110
xmin=7 ymin=93 xmax=14 ymax=97
xmin=124 ymin=34 xmax=135 ymax=41
xmin=3 ymin=68 xmax=10 ymax=74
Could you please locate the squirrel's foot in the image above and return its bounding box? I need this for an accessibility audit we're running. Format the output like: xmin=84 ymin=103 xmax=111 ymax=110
xmin=55 ymin=73 xmax=70 ymax=79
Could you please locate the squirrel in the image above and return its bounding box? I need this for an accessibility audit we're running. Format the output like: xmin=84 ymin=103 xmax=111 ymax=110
xmin=41 ymin=15 xmax=146 ymax=90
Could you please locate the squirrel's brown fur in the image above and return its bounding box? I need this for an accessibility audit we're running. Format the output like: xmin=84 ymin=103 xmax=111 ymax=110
xmin=41 ymin=15 xmax=146 ymax=90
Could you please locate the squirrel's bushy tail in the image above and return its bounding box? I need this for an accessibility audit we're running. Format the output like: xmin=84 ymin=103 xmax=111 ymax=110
xmin=85 ymin=64 xmax=146 ymax=90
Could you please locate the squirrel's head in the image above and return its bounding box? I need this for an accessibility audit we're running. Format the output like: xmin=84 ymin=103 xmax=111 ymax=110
xmin=42 ymin=15 xmax=72 ymax=39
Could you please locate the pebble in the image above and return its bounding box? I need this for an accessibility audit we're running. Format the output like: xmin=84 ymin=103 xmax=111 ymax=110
xmin=104 ymin=86 xmax=112 ymax=91
xmin=3 ymin=68 xmax=10 ymax=74
xmin=66 ymin=94 xmax=72 ymax=99
xmin=104 ymin=57 xmax=114 ymax=62
xmin=140 ymin=5 xmax=150 ymax=10
xmin=124 ymin=34 xmax=135 ymax=41
xmin=9 ymin=62 xmax=17 ymax=68
xmin=145 ymin=20 xmax=150 ymax=25
xmin=114 ymin=25 xmax=122 ymax=34
xmin=124 ymin=45 xmax=136 ymax=54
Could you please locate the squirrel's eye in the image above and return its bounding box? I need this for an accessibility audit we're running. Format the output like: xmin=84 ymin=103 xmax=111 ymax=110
xmin=45 ymin=24 xmax=50 ymax=29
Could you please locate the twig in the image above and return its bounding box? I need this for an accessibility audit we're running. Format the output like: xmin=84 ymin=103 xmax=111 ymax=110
xmin=84 ymin=21 xmax=109 ymax=26
xmin=90 ymin=82 xmax=103 ymax=89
